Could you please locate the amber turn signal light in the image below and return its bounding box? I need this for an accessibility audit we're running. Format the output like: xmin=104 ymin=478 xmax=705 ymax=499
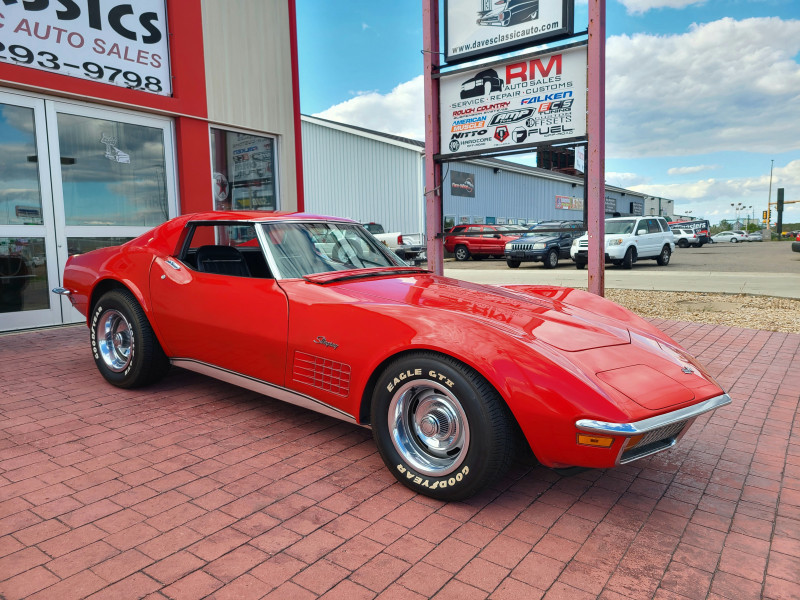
xmin=577 ymin=434 xmax=614 ymax=448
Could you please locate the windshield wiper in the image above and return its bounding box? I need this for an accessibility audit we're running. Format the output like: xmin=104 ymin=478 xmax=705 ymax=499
xmin=303 ymin=266 xmax=428 ymax=284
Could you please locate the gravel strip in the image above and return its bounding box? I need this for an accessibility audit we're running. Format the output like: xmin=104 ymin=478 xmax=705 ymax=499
xmin=603 ymin=290 xmax=800 ymax=334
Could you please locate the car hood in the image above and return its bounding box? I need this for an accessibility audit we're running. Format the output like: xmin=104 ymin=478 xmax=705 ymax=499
xmin=321 ymin=273 xmax=633 ymax=352
xmin=509 ymin=234 xmax=559 ymax=244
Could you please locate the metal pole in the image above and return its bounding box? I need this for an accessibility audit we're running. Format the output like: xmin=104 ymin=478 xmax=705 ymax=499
xmin=766 ymin=159 xmax=774 ymax=238
xmin=587 ymin=0 xmax=606 ymax=296
xmin=423 ymin=0 xmax=443 ymax=275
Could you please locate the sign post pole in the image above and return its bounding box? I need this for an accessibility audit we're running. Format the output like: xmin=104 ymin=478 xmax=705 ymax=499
xmin=587 ymin=0 xmax=606 ymax=296
xmin=423 ymin=0 xmax=444 ymax=276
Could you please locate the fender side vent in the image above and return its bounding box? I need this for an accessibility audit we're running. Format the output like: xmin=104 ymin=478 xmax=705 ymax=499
xmin=293 ymin=351 xmax=351 ymax=396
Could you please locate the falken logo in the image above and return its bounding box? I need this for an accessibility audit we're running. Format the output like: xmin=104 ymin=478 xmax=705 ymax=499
xmin=489 ymin=109 xmax=534 ymax=125
xmin=494 ymin=126 xmax=509 ymax=142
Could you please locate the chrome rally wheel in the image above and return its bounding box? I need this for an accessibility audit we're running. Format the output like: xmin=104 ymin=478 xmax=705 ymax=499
xmin=388 ymin=380 xmax=470 ymax=477
xmin=95 ymin=309 xmax=133 ymax=373
xmin=371 ymin=353 xmax=515 ymax=501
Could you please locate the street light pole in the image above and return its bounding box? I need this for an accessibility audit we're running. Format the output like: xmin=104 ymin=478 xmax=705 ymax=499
xmin=766 ymin=159 xmax=774 ymax=238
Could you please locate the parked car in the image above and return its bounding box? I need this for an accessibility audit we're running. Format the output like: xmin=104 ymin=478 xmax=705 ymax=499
xmin=672 ymin=228 xmax=702 ymax=248
xmin=712 ymin=231 xmax=748 ymax=243
xmin=362 ymin=222 xmax=425 ymax=265
xmin=747 ymin=232 xmax=763 ymax=242
xmin=445 ymin=223 xmax=521 ymax=261
xmin=504 ymin=221 xmax=585 ymax=268
xmin=571 ymin=216 xmax=675 ymax=269
xmin=55 ymin=212 xmax=730 ymax=500
xmin=793 ymin=232 xmax=800 ymax=253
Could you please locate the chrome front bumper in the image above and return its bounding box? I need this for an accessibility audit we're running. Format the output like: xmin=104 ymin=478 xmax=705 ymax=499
xmin=576 ymin=393 xmax=732 ymax=465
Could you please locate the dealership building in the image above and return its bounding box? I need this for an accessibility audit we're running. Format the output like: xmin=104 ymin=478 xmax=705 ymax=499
xmin=0 ymin=0 xmax=303 ymax=331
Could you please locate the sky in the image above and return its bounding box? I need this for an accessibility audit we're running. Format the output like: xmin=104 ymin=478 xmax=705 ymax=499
xmin=295 ymin=0 xmax=800 ymax=225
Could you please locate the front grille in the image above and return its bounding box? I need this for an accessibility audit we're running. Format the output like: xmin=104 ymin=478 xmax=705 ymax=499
xmin=578 ymin=240 xmax=588 ymax=248
xmin=511 ymin=243 xmax=538 ymax=251
xmin=620 ymin=420 xmax=687 ymax=464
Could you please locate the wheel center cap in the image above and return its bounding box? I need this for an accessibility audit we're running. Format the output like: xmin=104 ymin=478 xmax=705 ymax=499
xmin=419 ymin=415 xmax=439 ymax=437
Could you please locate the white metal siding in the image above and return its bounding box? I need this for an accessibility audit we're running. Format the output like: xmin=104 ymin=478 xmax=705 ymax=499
xmin=302 ymin=120 xmax=425 ymax=236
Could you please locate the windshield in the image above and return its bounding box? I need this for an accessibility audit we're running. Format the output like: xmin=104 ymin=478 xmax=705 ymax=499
xmin=605 ymin=220 xmax=636 ymax=235
xmin=523 ymin=223 xmax=559 ymax=237
xmin=261 ymin=222 xmax=402 ymax=279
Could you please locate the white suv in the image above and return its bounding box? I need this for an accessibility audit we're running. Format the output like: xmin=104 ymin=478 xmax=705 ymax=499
xmin=571 ymin=216 xmax=675 ymax=269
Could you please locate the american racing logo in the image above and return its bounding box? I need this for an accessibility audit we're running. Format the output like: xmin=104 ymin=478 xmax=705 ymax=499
xmin=489 ymin=109 xmax=534 ymax=125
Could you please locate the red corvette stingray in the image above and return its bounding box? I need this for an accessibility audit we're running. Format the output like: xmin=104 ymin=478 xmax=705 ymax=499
xmin=57 ymin=212 xmax=730 ymax=500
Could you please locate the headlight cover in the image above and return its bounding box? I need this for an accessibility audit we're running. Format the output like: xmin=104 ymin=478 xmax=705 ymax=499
xmin=608 ymin=238 xmax=624 ymax=246
xmin=505 ymin=243 xmax=513 ymax=251
xmin=533 ymin=243 xmax=546 ymax=249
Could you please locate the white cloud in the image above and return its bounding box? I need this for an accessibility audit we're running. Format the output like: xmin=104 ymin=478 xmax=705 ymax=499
xmin=667 ymin=165 xmax=719 ymax=175
xmin=617 ymin=0 xmax=706 ymax=15
xmin=607 ymin=17 xmax=800 ymax=158
xmin=606 ymin=171 xmax=648 ymax=186
xmin=313 ymin=76 xmax=425 ymax=141
xmin=362 ymin=23 xmax=370 ymax=30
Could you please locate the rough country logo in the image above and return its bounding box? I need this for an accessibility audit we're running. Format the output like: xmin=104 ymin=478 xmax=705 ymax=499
xmin=489 ymin=109 xmax=534 ymax=125
xmin=494 ymin=126 xmax=509 ymax=142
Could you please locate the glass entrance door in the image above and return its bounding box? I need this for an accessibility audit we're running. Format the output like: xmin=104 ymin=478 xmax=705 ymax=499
xmin=0 ymin=92 xmax=177 ymax=331
xmin=0 ymin=92 xmax=61 ymax=331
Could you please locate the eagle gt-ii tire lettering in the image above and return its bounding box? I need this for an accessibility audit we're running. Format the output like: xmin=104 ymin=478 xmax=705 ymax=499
xmin=91 ymin=289 xmax=169 ymax=389
xmin=371 ymin=353 xmax=515 ymax=500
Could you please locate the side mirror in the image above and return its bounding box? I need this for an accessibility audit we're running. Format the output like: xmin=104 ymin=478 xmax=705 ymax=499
xmin=493 ymin=234 xmax=501 ymax=239
xmin=637 ymin=228 xmax=647 ymax=235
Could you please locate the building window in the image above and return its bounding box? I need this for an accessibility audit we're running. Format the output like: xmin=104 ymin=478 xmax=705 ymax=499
xmin=210 ymin=128 xmax=277 ymax=212
xmin=57 ymin=113 xmax=169 ymax=227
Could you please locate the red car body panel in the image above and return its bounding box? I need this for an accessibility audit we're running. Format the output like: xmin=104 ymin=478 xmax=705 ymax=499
xmin=62 ymin=212 xmax=728 ymax=470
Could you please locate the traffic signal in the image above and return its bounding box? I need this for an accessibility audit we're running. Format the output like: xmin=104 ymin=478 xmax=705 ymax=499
xmin=768 ymin=208 xmax=772 ymax=221
xmin=762 ymin=210 xmax=768 ymax=221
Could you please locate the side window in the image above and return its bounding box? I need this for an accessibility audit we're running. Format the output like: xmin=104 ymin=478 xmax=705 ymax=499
xmin=636 ymin=220 xmax=648 ymax=235
xmin=647 ymin=219 xmax=661 ymax=234
xmin=181 ymin=223 xmax=271 ymax=278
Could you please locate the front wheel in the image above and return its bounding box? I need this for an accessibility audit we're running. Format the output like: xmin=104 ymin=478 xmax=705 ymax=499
xmin=621 ymin=247 xmax=635 ymax=269
xmin=454 ymin=245 xmax=470 ymax=261
xmin=91 ymin=289 xmax=169 ymax=389
xmin=506 ymin=259 xmax=521 ymax=268
xmin=657 ymin=245 xmax=671 ymax=266
xmin=575 ymin=260 xmax=586 ymax=270
xmin=544 ymin=249 xmax=559 ymax=269
xmin=371 ymin=353 xmax=515 ymax=501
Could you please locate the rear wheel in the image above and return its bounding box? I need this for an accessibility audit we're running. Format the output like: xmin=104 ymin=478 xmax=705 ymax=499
xmin=621 ymin=247 xmax=635 ymax=269
xmin=371 ymin=353 xmax=515 ymax=501
xmin=544 ymin=249 xmax=559 ymax=269
xmin=575 ymin=260 xmax=586 ymax=270
xmin=454 ymin=245 xmax=470 ymax=261
xmin=731 ymin=238 xmax=738 ymax=243
xmin=656 ymin=245 xmax=671 ymax=266
xmin=677 ymin=239 xmax=688 ymax=248
xmin=91 ymin=289 xmax=169 ymax=388
xmin=506 ymin=259 xmax=521 ymax=268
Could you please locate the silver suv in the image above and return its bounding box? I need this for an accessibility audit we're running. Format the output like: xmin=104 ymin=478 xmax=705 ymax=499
xmin=570 ymin=216 xmax=675 ymax=269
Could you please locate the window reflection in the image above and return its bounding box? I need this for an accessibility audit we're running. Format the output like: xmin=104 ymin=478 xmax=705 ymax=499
xmin=58 ymin=113 xmax=168 ymax=226
xmin=67 ymin=237 xmax=134 ymax=257
xmin=0 ymin=104 xmax=43 ymax=226
xmin=211 ymin=128 xmax=277 ymax=212
xmin=0 ymin=237 xmax=48 ymax=313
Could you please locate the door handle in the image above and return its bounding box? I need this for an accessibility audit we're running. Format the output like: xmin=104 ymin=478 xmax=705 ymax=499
xmin=165 ymin=258 xmax=181 ymax=270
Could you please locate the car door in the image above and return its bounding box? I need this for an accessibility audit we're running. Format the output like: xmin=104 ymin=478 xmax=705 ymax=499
xmin=147 ymin=222 xmax=289 ymax=385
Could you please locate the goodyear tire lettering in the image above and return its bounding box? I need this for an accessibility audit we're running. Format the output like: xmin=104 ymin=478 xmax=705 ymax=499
xmin=394 ymin=464 xmax=470 ymax=490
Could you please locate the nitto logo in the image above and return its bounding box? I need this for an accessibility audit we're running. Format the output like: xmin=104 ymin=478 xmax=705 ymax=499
xmin=494 ymin=126 xmax=509 ymax=142
xmin=489 ymin=109 xmax=534 ymax=125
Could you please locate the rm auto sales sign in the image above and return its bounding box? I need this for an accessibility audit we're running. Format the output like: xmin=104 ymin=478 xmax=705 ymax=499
xmin=440 ymin=44 xmax=586 ymax=158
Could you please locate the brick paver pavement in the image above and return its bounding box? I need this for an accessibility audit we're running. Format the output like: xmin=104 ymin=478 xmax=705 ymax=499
xmin=1 ymin=321 xmax=798 ymax=600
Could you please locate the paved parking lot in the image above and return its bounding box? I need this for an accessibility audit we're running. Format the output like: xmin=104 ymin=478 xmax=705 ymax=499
xmin=1 ymin=322 xmax=799 ymax=600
